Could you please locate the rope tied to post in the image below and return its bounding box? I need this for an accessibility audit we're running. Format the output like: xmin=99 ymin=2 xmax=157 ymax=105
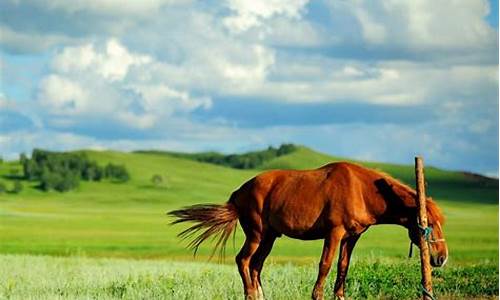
xmin=408 ymin=225 xmax=434 ymax=258
xmin=418 ymin=224 xmax=433 ymax=242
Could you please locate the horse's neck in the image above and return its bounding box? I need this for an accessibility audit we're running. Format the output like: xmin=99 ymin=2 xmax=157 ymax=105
xmin=372 ymin=180 xmax=417 ymax=227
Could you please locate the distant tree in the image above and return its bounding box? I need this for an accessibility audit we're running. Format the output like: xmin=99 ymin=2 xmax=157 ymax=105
xmin=12 ymin=180 xmax=23 ymax=193
xmin=13 ymin=149 xmax=130 ymax=192
xmin=40 ymin=170 xmax=79 ymax=192
xmin=104 ymin=163 xmax=130 ymax=182
xmin=82 ymin=167 xmax=95 ymax=181
xmin=277 ymin=144 xmax=297 ymax=156
xmin=0 ymin=182 xmax=6 ymax=193
xmin=151 ymin=174 xmax=163 ymax=186
xmin=54 ymin=172 xmax=79 ymax=192
xmin=26 ymin=160 xmax=39 ymax=180
xmin=19 ymin=153 xmax=27 ymax=164
xmin=114 ymin=166 xmax=130 ymax=182
xmin=40 ymin=170 xmax=62 ymax=191
xmin=82 ymin=161 xmax=104 ymax=181
xmin=21 ymin=149 xmax=128 ymax=192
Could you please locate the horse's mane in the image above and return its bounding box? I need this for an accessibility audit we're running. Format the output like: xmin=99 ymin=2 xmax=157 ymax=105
xmin=373 ymin=168 xmax=445 ymax=225
xmin=425 ymin=200 xmax=445 ymax=225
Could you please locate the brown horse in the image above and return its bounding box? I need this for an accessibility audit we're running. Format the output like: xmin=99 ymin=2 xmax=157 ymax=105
xmin=169 ymin=162 xmax=447 ymax=300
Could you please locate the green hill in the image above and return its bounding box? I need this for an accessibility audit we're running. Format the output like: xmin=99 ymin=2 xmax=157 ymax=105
xmin=136 ymin=145 xmax=497 ymax=204
xmin=0 ymin=146 xmax=497 ymax=264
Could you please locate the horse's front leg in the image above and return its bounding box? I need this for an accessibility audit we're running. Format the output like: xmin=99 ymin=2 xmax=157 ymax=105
xmin=312 ymin=227 xmax=345 ymax=300
xmin=333 ymin=235 xmax=360 ymax=300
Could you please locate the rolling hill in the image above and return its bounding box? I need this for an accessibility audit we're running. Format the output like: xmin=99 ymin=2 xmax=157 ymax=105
xmin=136 ymin=145 xmax=497 ymax=204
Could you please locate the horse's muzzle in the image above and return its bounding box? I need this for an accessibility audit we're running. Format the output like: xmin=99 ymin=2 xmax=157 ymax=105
xmin=431 ymin=254 xmax=448 ymax=267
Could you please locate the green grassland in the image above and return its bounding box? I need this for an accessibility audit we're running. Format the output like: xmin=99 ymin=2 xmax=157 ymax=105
xmin=1 ymin=255 xmax=497 ymax=300
xmin=0 ymin=146 xmax=498 ymax=299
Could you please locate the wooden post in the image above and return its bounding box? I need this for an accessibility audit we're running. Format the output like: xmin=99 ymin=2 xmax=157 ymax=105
xmin=415 ymin=156 xmax=433 ymax=300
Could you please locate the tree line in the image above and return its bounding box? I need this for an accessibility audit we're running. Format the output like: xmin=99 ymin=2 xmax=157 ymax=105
xmin=21 ymin=149 xmax=129 ymax=192
xmin=190 ymin=144 xmax=298 ymax=169
xmin=144 ymin=143 xmax=299 ymax=169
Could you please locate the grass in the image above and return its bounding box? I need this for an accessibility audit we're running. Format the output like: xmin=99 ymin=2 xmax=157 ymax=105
xmin=0 ymin=146 xmax=498 ymax=298
xmin=0 ymin=254 xmax=497 ymax=300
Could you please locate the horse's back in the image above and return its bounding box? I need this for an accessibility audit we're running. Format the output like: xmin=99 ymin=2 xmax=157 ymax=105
xmin=233 ymin=163 xmax=365 ymax=239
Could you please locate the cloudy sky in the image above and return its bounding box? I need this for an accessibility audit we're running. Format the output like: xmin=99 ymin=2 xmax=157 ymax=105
xmin=0 ymin=0 xmax=498 ymax=176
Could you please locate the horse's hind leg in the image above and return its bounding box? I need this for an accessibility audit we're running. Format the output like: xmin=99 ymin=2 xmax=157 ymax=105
xmin=250 ymin=230 xmax=278 ymax=300
xmin=312 ymin=227 xmax=345 ymax=300
xmin=334 ymin=235 xmax=360 ymax=300
xmin=236 ymin=232 xmax=261 ymax=300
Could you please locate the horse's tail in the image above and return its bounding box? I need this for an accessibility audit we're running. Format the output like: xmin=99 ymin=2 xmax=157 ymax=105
xmin=168 ymin=202 xmax=239 ymax=259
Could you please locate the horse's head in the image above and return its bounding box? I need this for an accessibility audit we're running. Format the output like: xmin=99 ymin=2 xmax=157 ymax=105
xmin=408 ymin=198 xmax=448 ymax=267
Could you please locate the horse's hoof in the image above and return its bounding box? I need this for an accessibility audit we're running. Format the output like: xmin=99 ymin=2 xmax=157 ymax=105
xmin=245 ymin=290 xmax=260 ymax=300
xmin=257 ymin=286 xmax=264 ymax=300
xmin=311 ymin=290 xmax=324 ymax=300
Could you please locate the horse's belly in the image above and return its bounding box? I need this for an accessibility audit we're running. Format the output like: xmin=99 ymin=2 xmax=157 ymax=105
xmin=268 ymin=209 xmax=328 ymax=240
xmin=282 ymin=228 xmax=326 ymax=240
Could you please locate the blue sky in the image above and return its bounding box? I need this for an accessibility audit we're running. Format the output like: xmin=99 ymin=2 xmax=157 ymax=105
xmin=0 ymin=0 xmax=498 ymax=176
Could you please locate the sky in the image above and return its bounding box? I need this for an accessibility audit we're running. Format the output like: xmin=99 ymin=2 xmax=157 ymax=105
xmin=0 ymin=0 xmax=498 ymax=176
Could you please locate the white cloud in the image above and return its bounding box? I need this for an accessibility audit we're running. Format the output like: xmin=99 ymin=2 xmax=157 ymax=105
xmin=261 ymin=18 xmax=328 ymax=47
xmin=216 ymin=45 xmax=275 ymax=87
xmin=35 ymin=23 xmax=479 ymax=108
xmin=38 ymin=75 xmax=88 ymax=114
xmin=52 ymin=44 xmax=96 ymax=71
xmin=38 ymin=39 xmax=211 ymax=129
xmin=98 ymin=40 xmax=152 ymax=81
xmin=342 ymin=66 xmax=364 ymax=77
xmin=129 ymin=84 xmax=212 ymax=114
xmin=52 ymin=39 xmax=151 ymax=81
xmin=242 ymin=59 xmax=498 ymax=106
xmin=352 ymin=5 xmax=387 ymax=44
xmin=223 ymin=0 xmax=309 ymax=32
xmin=134 ymin=39 xmax=276 ymax=94
xmin=337 ymin=0 xmax=496 ymax=53
xmin=115 ymin=112 xmax=157 ymax=130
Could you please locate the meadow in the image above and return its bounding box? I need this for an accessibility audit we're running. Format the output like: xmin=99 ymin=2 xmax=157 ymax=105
xmin=0 ymin=146 xmax=498 ymax=299
xmin=1 ymin=255 xmax=497 ymax=300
